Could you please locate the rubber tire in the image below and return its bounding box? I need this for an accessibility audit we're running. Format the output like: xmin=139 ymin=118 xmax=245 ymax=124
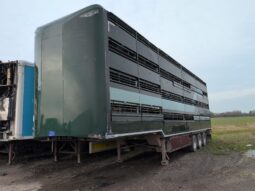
xmin=197 ymin=134 xmax=202 ymax=149
xmin=190 ymin=135 xmax=198 ymax=152
xmin=202 ymin=132 xmax=207 ymax=146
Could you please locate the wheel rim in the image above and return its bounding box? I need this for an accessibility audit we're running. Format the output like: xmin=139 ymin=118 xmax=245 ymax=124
xmin=193 ymin=136 xmax=197 ymax=151
xmin=198 ymin=134 xmax=202 ymax=148
xmin=203 ymin=133 xmax=207 ymax=146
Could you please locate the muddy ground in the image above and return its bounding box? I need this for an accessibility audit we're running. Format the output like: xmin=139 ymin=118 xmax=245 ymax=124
xmin=0 ymin=148 xmax=255 ymax=191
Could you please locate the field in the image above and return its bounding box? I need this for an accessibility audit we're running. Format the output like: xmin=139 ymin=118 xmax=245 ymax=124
xmin=1 ymin=116 xmax=255 ymax=191
xmin=208 ymin=116 xmax=255 ymax=154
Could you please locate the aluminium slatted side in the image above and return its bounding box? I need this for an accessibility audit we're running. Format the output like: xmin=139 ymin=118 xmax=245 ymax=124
xmin=107 ymin=11 xmax=210 ymax=124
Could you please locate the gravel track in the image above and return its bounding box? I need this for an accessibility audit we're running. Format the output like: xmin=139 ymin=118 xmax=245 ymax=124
xmin=0 ymin=148 xmax=255 ymax=191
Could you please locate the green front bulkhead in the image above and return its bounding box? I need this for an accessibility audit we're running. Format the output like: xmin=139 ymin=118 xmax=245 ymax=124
xmin=35 ymin=5 xmax=109 ymax=138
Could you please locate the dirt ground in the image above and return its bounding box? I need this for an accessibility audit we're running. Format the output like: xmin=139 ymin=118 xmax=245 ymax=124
xmin=1 ymin=148 xmax=255 ymax=191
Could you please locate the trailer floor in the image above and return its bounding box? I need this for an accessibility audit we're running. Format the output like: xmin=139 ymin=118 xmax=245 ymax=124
xmin=0 ymin=149 xmax=255 ymax=191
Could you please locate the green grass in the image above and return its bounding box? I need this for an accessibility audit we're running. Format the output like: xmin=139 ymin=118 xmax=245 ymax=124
xmin=211 ymin=116 xmax=255 ymax=127
xmin=206 ymin=116 xmax=255 ymax=155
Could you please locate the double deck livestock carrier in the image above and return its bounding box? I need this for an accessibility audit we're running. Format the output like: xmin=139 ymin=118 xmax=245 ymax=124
xmin=35 ymin=4 xmax=211 ymax=165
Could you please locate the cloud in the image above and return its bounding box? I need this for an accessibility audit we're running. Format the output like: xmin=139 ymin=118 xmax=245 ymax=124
xmin=210 ymin=88 xmax=255 ymax=102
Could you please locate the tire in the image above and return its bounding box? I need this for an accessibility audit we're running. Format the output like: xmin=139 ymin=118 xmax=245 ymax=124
xmin=197 ymin=134 xmax=202 ymax=149
xmin=202 ymin=132 xmax=207 ymax=146
xmin=190 ymin=135 xmax=197 ymax=152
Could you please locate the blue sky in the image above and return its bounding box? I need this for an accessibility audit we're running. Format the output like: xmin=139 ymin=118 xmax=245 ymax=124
xmin=1 ymin=0 xmax=254 ymax=113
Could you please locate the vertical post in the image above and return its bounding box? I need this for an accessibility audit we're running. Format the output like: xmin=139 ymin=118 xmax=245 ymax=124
xmin=77 ymin=140 xmax=81 ymax=164
xmin=160 ymin=139 xmax=169 ymax=166
xmin=117 ymin=140 xmax=122 ymax=163
xmin=8 ymin=142 xmax=14 ymax=165
xmin=54 ymin=140 xmax=58 ymax=162
xmin=51 ymin=139 xmax=54 ymax=153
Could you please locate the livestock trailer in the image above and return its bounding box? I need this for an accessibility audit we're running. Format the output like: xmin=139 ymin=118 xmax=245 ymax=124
xmin=35 ymin=4 xmax=211 ymax=164
xmin=0 ymin=61 xmax=35 ymax=163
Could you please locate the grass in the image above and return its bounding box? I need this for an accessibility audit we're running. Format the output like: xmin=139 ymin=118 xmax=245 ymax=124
xmin=206 ymin=116 xmax=255 ymax=155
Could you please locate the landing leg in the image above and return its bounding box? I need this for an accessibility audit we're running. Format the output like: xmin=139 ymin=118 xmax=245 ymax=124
xmin=160 ymin=139 xmax=169 ymax=166
xmin=117 ymin=140 xmax=122 ymax=163
xmin=51 ymin=139 xmax=54 ymax=153
xmin=77 ymin=140 xmax=81 ymax=164
xmin=8 ymin=142 xmax=14 ymax=165
xmin=54 ymin=140 xmax=58 ymax=162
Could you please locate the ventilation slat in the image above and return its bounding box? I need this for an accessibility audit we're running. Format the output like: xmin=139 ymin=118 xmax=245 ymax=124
xmin=184 ymin=114 xmax=194 ymax=120
xmin=110 ymin=68 xmax=138 ymax=88
xmin=111 ymin=101 xmax=162 ymax=115
xmin=161 ymin=89 xmax=209 ymax=109
xmin=139 ymin=79 xmax=160 ymax=94
xmin=160 ymin=68 xmax=182 ymax=84
xmin=138 ymin=55 xmax=159 ymax=73
xmin=109 ymin=38 xmax=137 ymax=63
xmin=110 ymin=68 xmax=209 ymax=109
xmin=108 ymin=38 xmax=206 ymax=98
xmin=111 ymin=102 xmax=139 ymax=114
xmin=163 ymin=113 xmax=184 ymax=120
xmin=141 ymin=105 xmax=161 ymax=114
xmin=107 ymin=12 xmax=136 ymax=37
xmin=161 ymin=90 xmax=183 ymax=103
xmin=203 ymin=91 xmax=208 ymax=97
xmin=108 ymin=11 xmax=206 ymax=87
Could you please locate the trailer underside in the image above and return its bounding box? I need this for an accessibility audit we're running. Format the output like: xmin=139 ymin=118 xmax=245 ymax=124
xmin=48 ymin=128 xmax=211 ymax=165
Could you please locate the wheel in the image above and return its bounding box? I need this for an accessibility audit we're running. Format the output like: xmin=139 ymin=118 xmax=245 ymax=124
xmin=190 ymin=135 xmax=197 ymax=152
xmin=202 ymin=132 xmax=207 ymax=146
xmin=197 ymin=134 xmax=202 ymax=149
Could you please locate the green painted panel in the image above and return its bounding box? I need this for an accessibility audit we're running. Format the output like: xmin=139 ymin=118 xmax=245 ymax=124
xmin=62 ymin=7 xmax=107 ymax=137
xmin=199 ymin=120 xmax=211 ymax=130
xmin=40 ymin=29 xmax=64 ymax=136
xmin=111 ymin=120 xmax=163 ymax=134
xmin=35 ymin=5 xmax=108 ymax=137
xmin=163 ymin=121 xmax=188 ymax=134
xmin=186 ymin=121 xmax=201 ymax=131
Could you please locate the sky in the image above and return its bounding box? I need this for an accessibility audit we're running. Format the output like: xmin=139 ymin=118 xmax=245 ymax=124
xmin=0 ymin=0 xmax=254 ymax=113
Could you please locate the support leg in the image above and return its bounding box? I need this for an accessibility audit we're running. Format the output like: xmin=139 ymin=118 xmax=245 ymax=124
xmin=117 ymin=140 xmax=122 ymax=163
xmin=51 ymin=139 xmax=54 ymax=153
xmin=8 ymin=142 xmax=14 ymax=165
xmin=77 ymin=140 xmax=81 ymax=164
xmin=54 ymin=141 xmax=58 ymax=162
xmin=161 ymin=139 xmax=169 ymax=166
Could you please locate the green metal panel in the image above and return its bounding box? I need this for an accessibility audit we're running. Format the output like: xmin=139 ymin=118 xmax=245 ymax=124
xmin=111 ymin=120 xmax=163 ymax=134
xmin=35 ymin=5 xmax=108 ymax=137
xmin=41 ymin=26 xmax=64 ymax=136
xmin=163 ymin=121 xmax=188 ymax=134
